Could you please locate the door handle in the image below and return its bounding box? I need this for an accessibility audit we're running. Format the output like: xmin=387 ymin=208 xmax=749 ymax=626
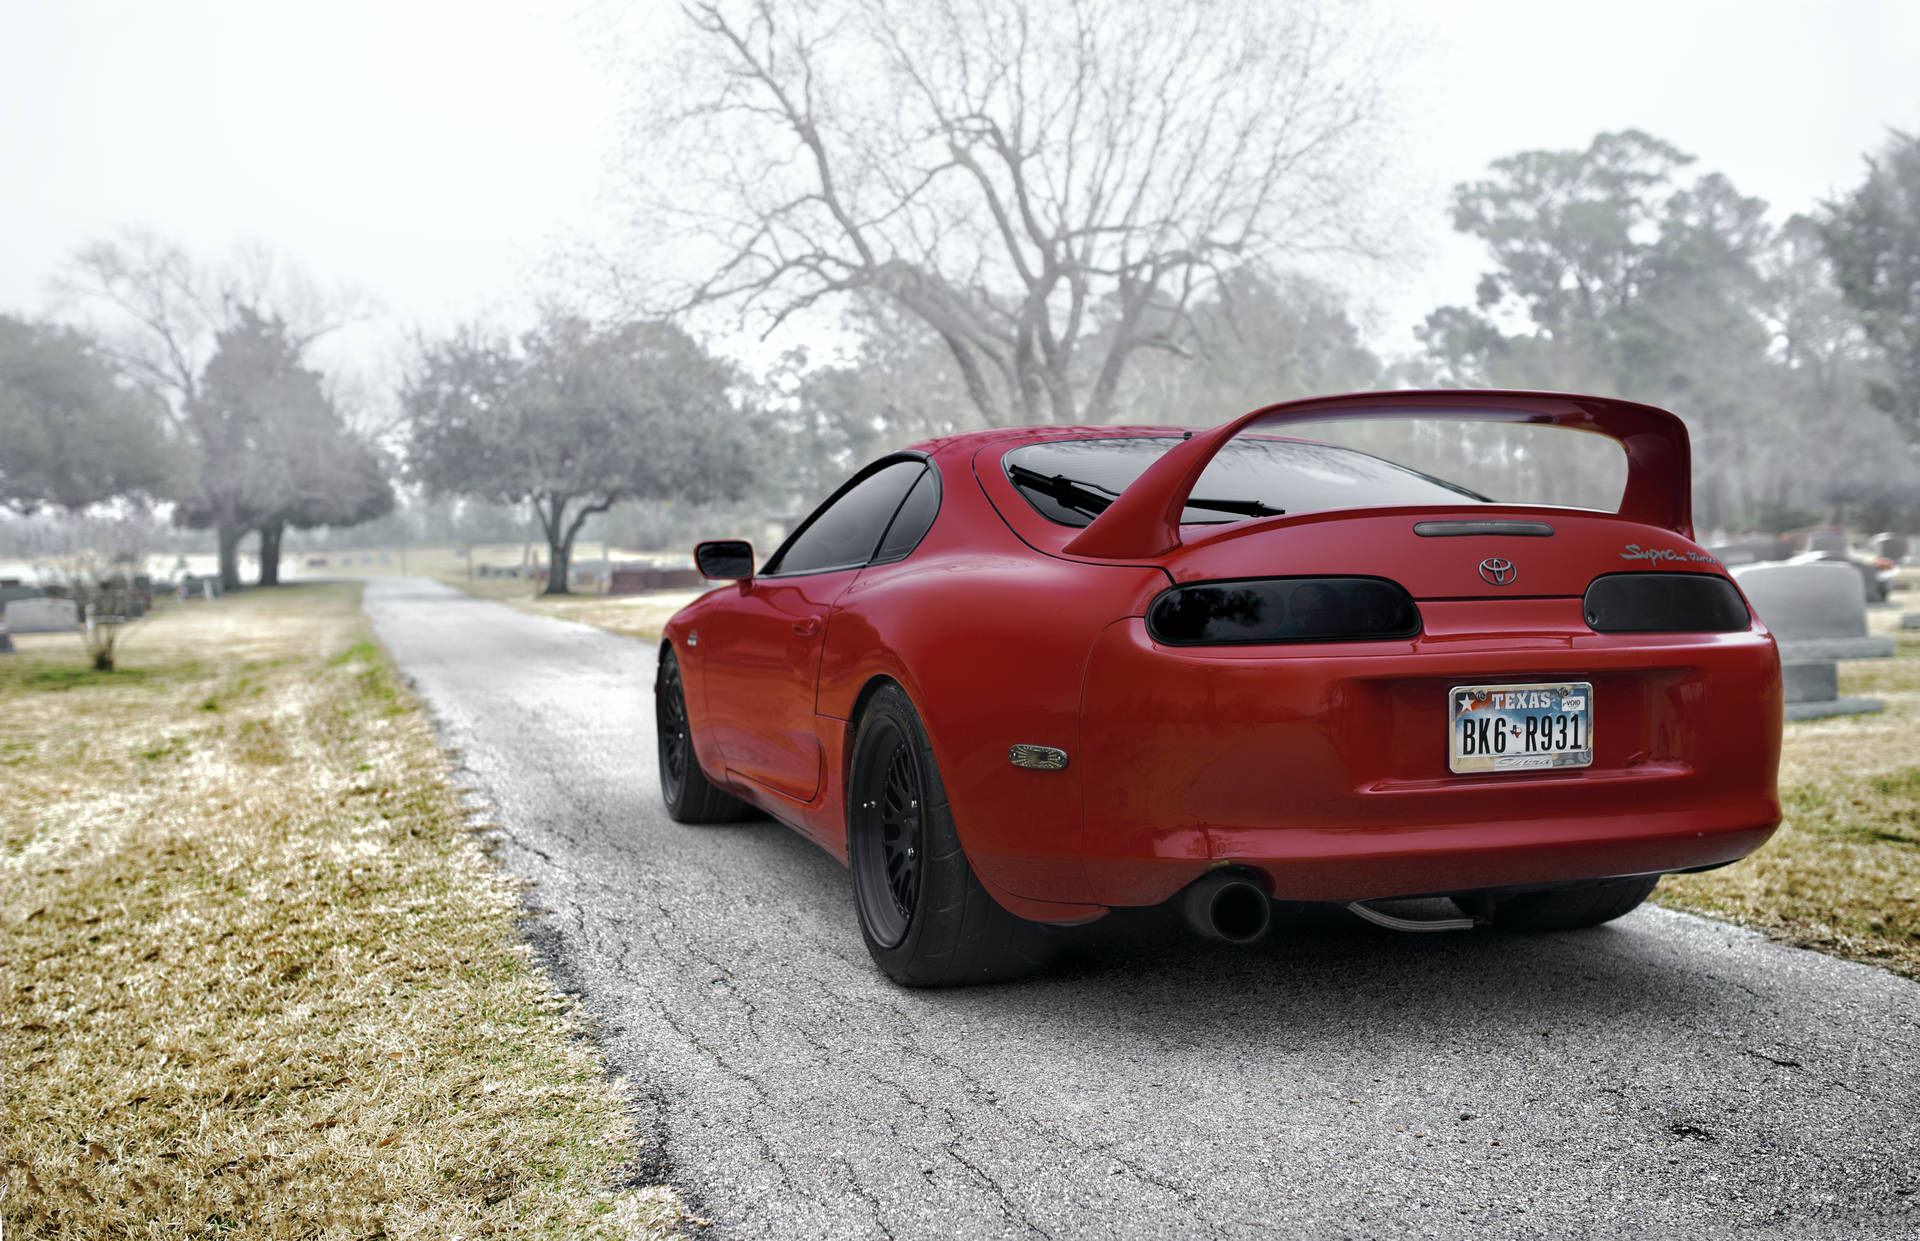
xmin=792 ymin=617 xmax=821 ymax=637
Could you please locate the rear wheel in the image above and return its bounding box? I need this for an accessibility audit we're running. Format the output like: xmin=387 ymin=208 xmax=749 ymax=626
xmin=1482 ymin=874 xmax=1662 ymax=932
xmin=657 ymin=648 xmax=748 ymax=824
xmin=848 ymin=684 xmax=1054 ymax=986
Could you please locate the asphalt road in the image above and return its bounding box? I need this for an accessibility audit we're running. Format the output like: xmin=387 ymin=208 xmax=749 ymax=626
xmin=363 ymin=577 xmax=1920 ymax=1239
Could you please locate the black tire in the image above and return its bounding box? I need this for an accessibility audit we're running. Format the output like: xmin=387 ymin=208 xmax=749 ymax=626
xmin=1483 ymin=874 xmax=1662 ymax=932
xmin=847 ymin=684 xmax=1055 ymax=987
xmin=656 ymin=648 xmax=749 ymax=824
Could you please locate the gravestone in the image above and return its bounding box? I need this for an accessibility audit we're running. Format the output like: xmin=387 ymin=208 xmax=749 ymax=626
xmin=0 ymin=584 xmax=46 ymax=606
xmin=608 ymin=566 xmax=651 ymax=595
xmin=4 ymin=597 xmax=80 ymax=633
xmin=0 ymin=632 xmax=12 ymax=654
xmin=1707 ymin=539 xmax=1781 ymax=567
xmin=1871 ymin=532 xmax=1909 ymax=563
xmin=1793 ymin=547 xmax=1886 ymax=604
xmin=1901 ymin=613 xmax=1920 ymax=630
xmin=1804 ymin=531 xmax=1850 ymax=556
xmin=1732 ymin=560 xmax=1891 ymax=720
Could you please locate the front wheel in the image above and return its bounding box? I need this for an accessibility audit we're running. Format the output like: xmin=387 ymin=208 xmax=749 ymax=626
xmin=1481 ymin=874 xmax=1662 ymax=932
xmin=656 ymin=648 xmax=748 ymax=824
xmin=847 ymin=684 xmax=1054 ymax=986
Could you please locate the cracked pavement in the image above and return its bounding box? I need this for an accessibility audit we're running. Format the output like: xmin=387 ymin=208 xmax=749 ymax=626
xmin=363 ymin=577 xmax=1920 ymax=1239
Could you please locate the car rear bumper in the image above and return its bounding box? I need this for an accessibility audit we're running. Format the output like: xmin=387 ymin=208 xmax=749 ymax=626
xmin=1073 ymin=602 xmax=1783 ymax=908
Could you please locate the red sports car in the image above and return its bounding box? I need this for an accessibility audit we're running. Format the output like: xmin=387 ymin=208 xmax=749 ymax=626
xmin=656 ymin=390 xmax=1782 ymax=985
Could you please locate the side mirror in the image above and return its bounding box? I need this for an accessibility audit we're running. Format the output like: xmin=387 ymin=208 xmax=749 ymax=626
xmin=695 ymin=540 xmax=755 ymax=581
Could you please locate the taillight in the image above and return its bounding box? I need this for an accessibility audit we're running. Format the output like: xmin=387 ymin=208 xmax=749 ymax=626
xmin=1583 ymin=572 xmax=1750 ymax=633
xmin=1148 ymin=577 xmax=1421 ymax=645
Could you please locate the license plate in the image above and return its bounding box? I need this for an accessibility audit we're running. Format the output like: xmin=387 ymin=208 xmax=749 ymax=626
xmin=1448 ymin=682 xmax=1593 ymax=773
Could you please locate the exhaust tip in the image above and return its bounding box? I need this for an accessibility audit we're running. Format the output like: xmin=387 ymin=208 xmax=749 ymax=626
xmin=1182 ymin=873 xmax=1272 ymax=943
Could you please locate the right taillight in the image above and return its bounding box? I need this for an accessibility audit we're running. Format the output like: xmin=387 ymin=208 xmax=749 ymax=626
xmin=1583 ymin=572 xmax=1750 ymax=633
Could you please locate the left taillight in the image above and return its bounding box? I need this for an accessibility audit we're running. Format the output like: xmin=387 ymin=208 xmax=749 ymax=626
xmin=1147 ymin=576 xmax=1421 ymax=646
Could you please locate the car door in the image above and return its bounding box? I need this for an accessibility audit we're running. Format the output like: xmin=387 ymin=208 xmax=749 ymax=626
xmin=702 ymin=458 xmax=928 ymax=801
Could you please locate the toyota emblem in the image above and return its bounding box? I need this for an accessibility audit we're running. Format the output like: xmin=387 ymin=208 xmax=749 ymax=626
xmin=1478 ymin=556 xmax=1517 ymax=586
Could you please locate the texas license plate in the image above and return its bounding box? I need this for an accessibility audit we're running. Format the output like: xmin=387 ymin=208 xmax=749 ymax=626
xmin=1448 ymin=682 xmax=1593 ymax=773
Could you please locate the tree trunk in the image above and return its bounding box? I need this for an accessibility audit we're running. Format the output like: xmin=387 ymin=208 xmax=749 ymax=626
xmin=544 ymin=536 xmax=571 ymax=595
xmin=258 ymin=521 xmax=284 ymax=587
xmin=217 ymin=523 xmax=245 ymax=593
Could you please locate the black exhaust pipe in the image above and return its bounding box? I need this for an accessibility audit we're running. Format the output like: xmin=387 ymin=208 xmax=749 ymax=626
xmin=1182 ymin=872 xmax=1273 ymax=943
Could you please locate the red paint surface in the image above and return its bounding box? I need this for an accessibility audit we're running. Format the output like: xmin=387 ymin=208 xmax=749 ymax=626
xmin=662 ymin=392 xmax=1781 ymax=925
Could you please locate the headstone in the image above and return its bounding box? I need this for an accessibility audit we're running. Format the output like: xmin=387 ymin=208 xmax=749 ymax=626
xmin=1870 ymin=532 xmax=1909 ymax=563
xmin=1804 ymin=531 xmax=1850 ymax=556
xmin=1732 ymin=560 xmax=1892 ymax=720
xmin=1901 ymin=613 xmax=1920 ymax=630
xmin=4 ymin=597 xmax=80 ymax=633
xmin=0 ymin=584 xmax=46 ymax=606
xmin=1706 ymin=539 xmax=1780 ymax=567
xmin=0 ymin=632 xmax=12 ymax=654
xmin=1733 ymin=561 xmax=1895 ymax=660
xmin=1789 ymin=547 xmax=1885 ymax=604
xmin=608 ymin=567 xmax=650 ymax=595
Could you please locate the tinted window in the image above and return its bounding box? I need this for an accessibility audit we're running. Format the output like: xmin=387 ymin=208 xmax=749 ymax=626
xmin=873 ymin=469 xmax=940 ymax=563
xmin=767 ymin=461 xmax=925 ymax=575
xmin=1004 ymin=436 xmax=1488 ymax=527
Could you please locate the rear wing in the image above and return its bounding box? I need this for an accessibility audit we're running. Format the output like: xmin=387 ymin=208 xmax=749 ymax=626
xmin=1061 ymin=389 xmax=1694 ymax=559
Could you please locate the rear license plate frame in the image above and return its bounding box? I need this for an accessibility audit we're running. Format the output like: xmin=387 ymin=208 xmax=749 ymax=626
xmin=1447 ymin=681 xmax=1593 ymax=774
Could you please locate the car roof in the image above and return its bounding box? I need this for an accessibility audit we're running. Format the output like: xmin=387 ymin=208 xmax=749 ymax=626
xmin=906 ymin=424 xmax=1198 ymax=460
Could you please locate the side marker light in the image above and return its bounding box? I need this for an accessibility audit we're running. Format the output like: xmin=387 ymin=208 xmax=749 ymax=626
xmin=1009 ymin=744 xmax=1069 ymax=771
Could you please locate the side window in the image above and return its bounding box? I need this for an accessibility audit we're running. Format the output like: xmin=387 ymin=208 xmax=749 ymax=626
xmin=873 ymin=468 xmax=940 ymax=564
xmin=765 ymin=461 xmax=925 ymax=576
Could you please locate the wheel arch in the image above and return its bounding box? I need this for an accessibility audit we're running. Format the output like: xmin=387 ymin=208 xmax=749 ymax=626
xmin=840 ymin=674 xmax=906 ymax=808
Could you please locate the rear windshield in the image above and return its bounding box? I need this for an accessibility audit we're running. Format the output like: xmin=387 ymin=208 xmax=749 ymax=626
xmin=1003 ymin=436 xmax=1488 ymax=528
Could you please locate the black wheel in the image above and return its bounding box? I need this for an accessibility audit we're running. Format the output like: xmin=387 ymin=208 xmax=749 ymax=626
xmin=656 ymin=648 xmax=748 ymax=824
xmin=847 ymin=684 xmax=1055 ymax=986
xmin=1482 ymin=874 xmax=1662 ymax=932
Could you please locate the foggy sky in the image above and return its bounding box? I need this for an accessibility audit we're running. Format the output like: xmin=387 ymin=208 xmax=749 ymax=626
xmin=2 ymin=0 xmax=1914 ymax=378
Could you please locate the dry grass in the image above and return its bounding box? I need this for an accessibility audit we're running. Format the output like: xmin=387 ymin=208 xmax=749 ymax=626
xmin=433 ymin=575 xmax=700 ymax=645
xmin=1656 ymin=571 xmax=1920 ymax=978
xmin=1 ymin=586 xmax=684 ymax=1238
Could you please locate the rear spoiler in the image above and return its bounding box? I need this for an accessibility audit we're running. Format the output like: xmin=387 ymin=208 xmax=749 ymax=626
xmin=1061 ymin=389 xmax=1694 ymax=559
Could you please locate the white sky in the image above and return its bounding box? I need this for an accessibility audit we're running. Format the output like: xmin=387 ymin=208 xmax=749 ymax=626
xmin=1 ymin=0 xmax=1915 ymax=381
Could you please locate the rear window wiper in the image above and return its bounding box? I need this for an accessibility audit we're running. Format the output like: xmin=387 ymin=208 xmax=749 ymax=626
xmin=1007 ymin=464 xmax=1114 ymax=518
xmin=1006 ymin=464 xmax=1284 ymax=520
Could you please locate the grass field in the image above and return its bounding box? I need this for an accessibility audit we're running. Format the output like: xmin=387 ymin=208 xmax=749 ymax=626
xmin=1 ymin=586 xmax=683 ymax=1237
xmin=1655 ymin=573 xmax=1920 ymax=978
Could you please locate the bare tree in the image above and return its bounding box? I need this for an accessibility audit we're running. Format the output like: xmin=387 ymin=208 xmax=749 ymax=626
xmin=55 ymin=232 xmax=376 ymax=588
xmin=16 ymin=509 xmax=169 ymax=671
xmin=615 ymin=0 xmax=1402 ymax=426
